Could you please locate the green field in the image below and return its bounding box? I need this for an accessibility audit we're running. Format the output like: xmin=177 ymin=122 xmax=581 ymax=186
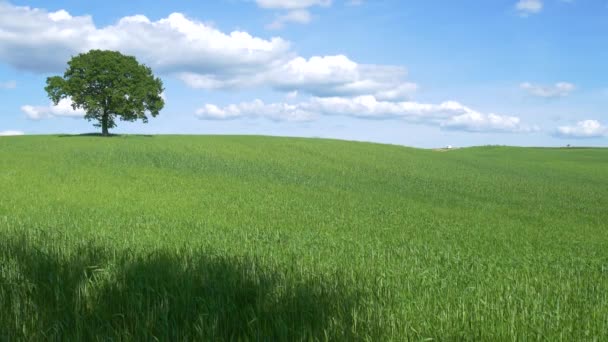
xmin=1 ymin=135 xmax=607 ymax=340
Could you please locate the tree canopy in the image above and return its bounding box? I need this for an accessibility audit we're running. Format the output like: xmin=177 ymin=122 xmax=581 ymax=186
xmin=45 ymin=50 xmax=164 ymax=136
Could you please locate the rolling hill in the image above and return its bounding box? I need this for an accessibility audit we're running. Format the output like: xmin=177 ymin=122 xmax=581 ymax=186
xmin=1 ymin=135 xmax=606 ymax=340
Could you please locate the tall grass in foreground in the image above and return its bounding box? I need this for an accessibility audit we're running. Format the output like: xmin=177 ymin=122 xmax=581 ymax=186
xmin=1 ymin=233 xmax=372 ymax=340
xmin=1 ymin=135 xmax=607 ymax=340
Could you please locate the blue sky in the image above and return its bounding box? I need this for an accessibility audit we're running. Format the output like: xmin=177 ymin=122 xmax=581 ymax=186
xmin=0 ymin=0 xmax=607 ymax=147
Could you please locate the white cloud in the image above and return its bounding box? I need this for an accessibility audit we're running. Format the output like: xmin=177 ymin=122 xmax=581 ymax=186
xmin=196 ymin=99 xmax=315 ymax=121
xmin=0 ymin=3 xmax=290 ymax=73
xmin=516 ymin=0 xmax=543 ymax=15
xmin=556 ymin=120 xmax=608 ymax=138
xmin=196 ymin=95 xmax=536 ymax=133
xmin=256 ymin=0 xmax=332 ymax=9
xmin=520 ymin=82 xmax=575 ymax=98
xmin=0 ymin=130 xmax=24 ymax=136
xmin=180 ymin=55 xmax=417 ymax=100
xmin=256 ymin=0 xmax=331 ymax=29
xmin=21 ymin=98 xmax=85 ymax=120
xmin=0 ymin=80 xmax=17 ymax=89
xmin=48 ymin=9 xmax=72 ymax=21
xmin=441 ymin=112 xmax=537 ymax=133
xmin=272 ymin=56 xmax=416 ymax=99
xmin=308 ymin=96 xmax=459 ymax=121
xmin=0 ymin=3 xmax=414 ymax=100
xmin=267 ymin=9 xmax=312 ymax=29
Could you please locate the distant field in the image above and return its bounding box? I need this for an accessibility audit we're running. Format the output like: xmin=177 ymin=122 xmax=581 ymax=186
xmin=1 ymin=135 xmax=607 ymax=340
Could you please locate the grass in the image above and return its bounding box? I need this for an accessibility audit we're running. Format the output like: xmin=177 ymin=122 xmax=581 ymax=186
xmin=0 ymin=135 xmax=607 ymax=340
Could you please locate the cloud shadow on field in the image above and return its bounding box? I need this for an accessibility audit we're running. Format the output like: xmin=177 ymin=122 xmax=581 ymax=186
xmin=0 ymin=235 xmax=368 ymax=340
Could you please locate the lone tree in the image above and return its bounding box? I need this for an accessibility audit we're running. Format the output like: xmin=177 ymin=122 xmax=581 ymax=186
xmin=45 ymin=50 xmax=164 ymax=136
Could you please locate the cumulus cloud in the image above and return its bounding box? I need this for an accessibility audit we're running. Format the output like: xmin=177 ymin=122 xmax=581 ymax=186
xmin=256 ymin=0 xmax=332 ymax=29
xmin=0 ymin=130 xmax=24 ymax=136
xmin=21 ymin=98 xmax=85 ymax=120
xmin=516 ymin=0 xmax=543 ymax=15
xmin=0 ymin=80 xmax=17 ymax=89
xmin=271 ymin=56 xmax=417 ymax=99
xmin=196 ymin=95 xmax=536 ymax=133
xmin=196 ymin=99 xmax=316 ymax=121
xmin=0 ymin=3 xmax=414 ymax=100
xmin=267 ymin=9 xmax=312 ymax=29
xmin=180 ymin=55 xmax=417 ymax=100
xmin=0 ymin=2 xmax=290 ymax=73
xmin=520 ymin=82 xmax=575 ymax=98
xmin=255 ymin=0 xmax=332 ymax=9
xmin=556 ymin=120 xmax=608 ymax=138
xmin=441 ymin=113 xmax=537 ymax=133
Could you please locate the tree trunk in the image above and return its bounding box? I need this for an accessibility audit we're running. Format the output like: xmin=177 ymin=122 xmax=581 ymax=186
xmin=101 ymin=113 xmax=109 ymax=136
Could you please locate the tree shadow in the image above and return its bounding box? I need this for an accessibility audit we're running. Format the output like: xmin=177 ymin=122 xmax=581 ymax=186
xmin=57 ymin=133 xmax=154 ymax=138
xmin=1 ymin=235 xmax=370 ymax=340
